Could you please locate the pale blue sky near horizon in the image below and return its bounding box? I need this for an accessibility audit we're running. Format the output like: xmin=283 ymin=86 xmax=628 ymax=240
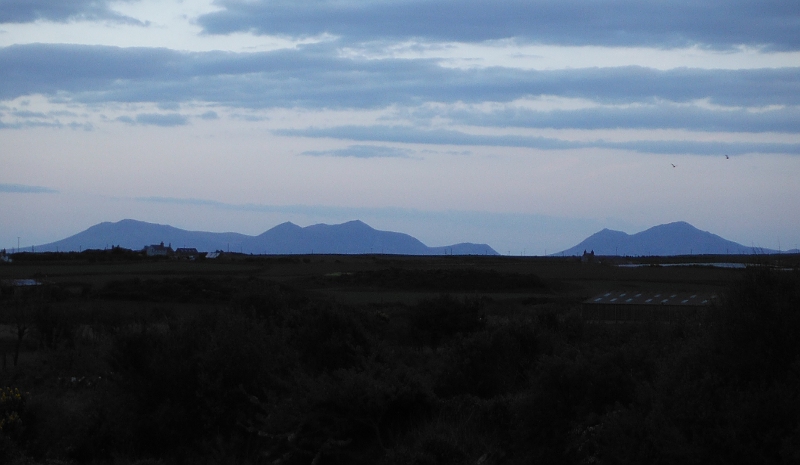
xmin=2 ymin=0 xmax=799 ymax=254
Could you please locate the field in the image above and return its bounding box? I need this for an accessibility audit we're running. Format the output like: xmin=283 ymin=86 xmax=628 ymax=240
xmin=1 ymin=251 xmax=799 ymax=464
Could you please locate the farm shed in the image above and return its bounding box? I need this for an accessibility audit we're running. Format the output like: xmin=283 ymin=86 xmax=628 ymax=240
xmin=175 ymin=248 xmax=201 ymax=260
xmin=0 ymin=279 xmax=44 ymax=297
xmin=582 ymin=291 xmax=717 ymax=323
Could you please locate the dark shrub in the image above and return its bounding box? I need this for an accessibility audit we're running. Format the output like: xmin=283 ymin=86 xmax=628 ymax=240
xmin=433 ymin=323 xmax=538 ymax=399
xmin=712 ymin=267 xmax=800 ymax=384
xmin=288 ymin=303 xmax=371 ymax=373
xmin=33 ymin=304 xmax=78 ymax=349
xmin=407 ymin=295 xmax=485 ymax=348
xmin=107 ymin=308 xmax=299 ymax=460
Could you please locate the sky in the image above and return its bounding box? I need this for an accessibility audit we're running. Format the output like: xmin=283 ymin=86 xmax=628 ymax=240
xmin=1 ymin=0 xmax=800 ymax=255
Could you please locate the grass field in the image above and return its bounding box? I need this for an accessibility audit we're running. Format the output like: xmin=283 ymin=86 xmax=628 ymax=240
xmin=1 ymin=251 xmax=763 ymax=297
xmin=0 ymin=251 xmax=798 ymax=464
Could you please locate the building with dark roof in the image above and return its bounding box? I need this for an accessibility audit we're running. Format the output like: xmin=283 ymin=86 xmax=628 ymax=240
xmin=144 ymin=242 xmax=173 ymax=257
xmin=582 ymin=290 xmax=717 ymax=323
xmin=0 ymin=279 xmax=45 ymax=297
xmin=174 ymin=247 xmax=201 ymax=260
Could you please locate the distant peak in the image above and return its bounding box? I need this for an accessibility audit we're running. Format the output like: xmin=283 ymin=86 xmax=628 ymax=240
xmin=650 ymin=221 xmax=699 ymax=231
xmin=90 ymin=219 xmax=145 ymax=228
xmin=307 ymin=220 xmax=373 ymax=230
xmin=111 ymin=219 xmax=166 ymax=227
xmin=342 ymin=219 xmax=370 ymax=228
xmin=594 ymin=228 xmax=627 ymax=236
xmin=272 ymin=221 xmax=301 ymax=230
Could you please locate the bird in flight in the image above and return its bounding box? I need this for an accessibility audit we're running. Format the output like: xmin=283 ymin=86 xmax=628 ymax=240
xmin=725 ymin=154 xmax=729 ymax=159
xmin=671 ymin=163 xmax=676 ymax=168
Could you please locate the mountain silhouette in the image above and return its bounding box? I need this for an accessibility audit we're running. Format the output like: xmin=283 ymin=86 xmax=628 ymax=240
xmin=557 ymin=221 xmax=757 ymax=256
xmin=34 ymin=219 xmax=499 ymax=256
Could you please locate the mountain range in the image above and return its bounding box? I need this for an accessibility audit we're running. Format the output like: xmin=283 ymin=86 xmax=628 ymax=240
xmin=27 ymin=219 xmax=793 ymax=257
xmin=33 ymin=219 xmax=499 ymax=256
xmin=556 ymin=221 xmax=791 ymax=256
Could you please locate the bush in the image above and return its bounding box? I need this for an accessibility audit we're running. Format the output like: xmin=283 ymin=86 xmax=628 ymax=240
xmin=433 ymin=322 xmax=539 ymax=399
xmin=33 ymin=304 xmax=79 ymax=349
xmin=382 ymin=396 xmax=510 ymax=465
xmin=0 ymin=387 xmax=26 ymax=439
xmin=286 ymin=303 xmax=372 ymax=373
xmin=407 ymin=295 xmax=485 ymax=348
xmin=712 ymin=267 xmax=800 ymax=384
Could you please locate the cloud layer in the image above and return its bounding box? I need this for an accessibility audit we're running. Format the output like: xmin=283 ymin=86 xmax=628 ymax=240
xmin=0 ymin=183 xmax=58 ymax=193
xmin=2 ymin=44 xmax=799 ymax=109
xmin=0 ymin=0 xmax=144 ymax=25
xmin=198 ymin=0 xmax=800 ymax=50
xmin=3 ymin=1 xmax=798 ymax=148
xmin=280 ymin=126 xmax=800 ymax=155
xmin=302 ymin=145 xmax=414 ymax=158
xmin=2 ymin=43 xmax=799 ymax=155
xmin=116 ymin=113 xmax=188 ymax=126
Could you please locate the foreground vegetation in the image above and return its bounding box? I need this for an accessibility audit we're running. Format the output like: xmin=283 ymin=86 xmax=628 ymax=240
xmin=1 ymin=252 xmax=799 ymax=464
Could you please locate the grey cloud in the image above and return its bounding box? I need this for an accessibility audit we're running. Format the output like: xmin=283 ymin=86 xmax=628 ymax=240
xmin=116 ymin=113 xmax=188 ymax=126
xmin=301 ymin=145 xmax=413 ymax=158
xmin=0 ymin=120 xmax=62 ymax=129
xmin=280 ymin=126 xmax=586 ymax=149
xmin=0 ymin=183 xmax=58 ymax=193
xmin=0 ymin=0 xmax=145 ymax=25
xmin=50 ymin=110 xmax=80 ymax=117
xmin=608 ymin=140 xmax=800 ymax=156
xmin=199 ymin=111 xmax=219 ymax=120
xmin=198 ymin=0 xmax=800 ymax=50
xmin=438 ymin=105 xmax=800 ymax=133
xmin=134 ymin=113 xmax=188 ymax=126
xmin=68 ymin=121 xmax=94 ymax=131
xmin=230 ymin=114 xmax=268 ymax=122
xmin=2 ymin=44 xmax=799 ymax=110
xmin=279 ymin=125 xmax=800 ymax=155
xmin=12 ymin=110 xmax=47 ymax=118
xmin=157 ymin=102 xmax=181 ymax=111
xmin=0 ymin=107 xmax=94 ymax=130
xmin=0 ymin=45 xmax=191 ymax=100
